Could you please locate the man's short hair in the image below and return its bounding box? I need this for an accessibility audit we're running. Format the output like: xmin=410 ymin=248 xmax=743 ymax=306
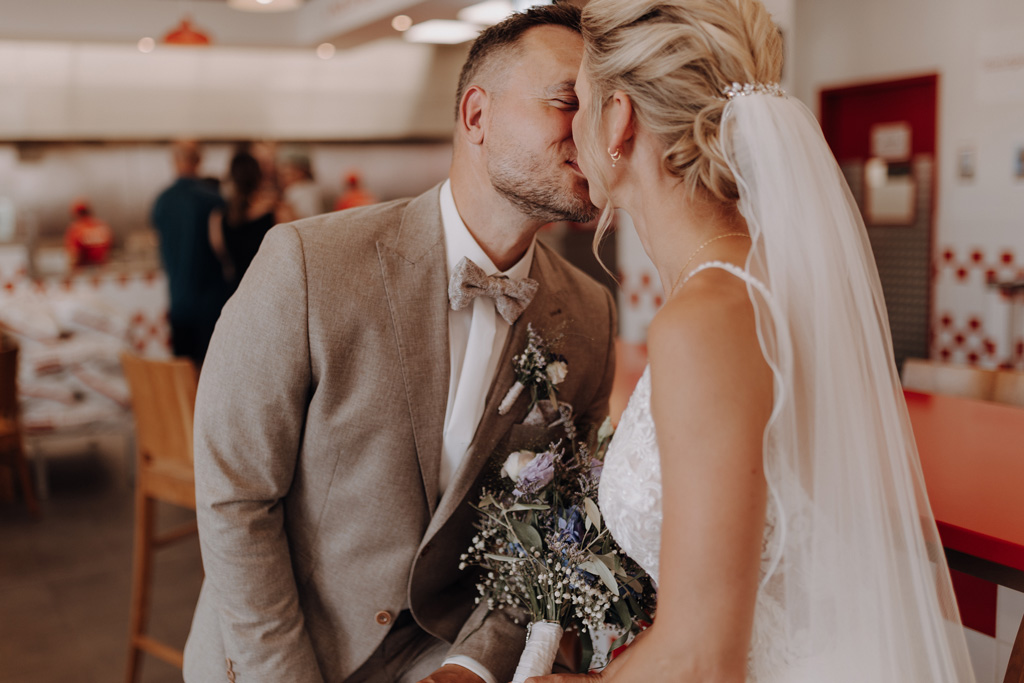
xmin=454 ymin=2 xmax=583 ymax=118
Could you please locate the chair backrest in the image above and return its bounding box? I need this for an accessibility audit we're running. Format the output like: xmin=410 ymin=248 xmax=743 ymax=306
xmin=993 ymin=369 xmax=1024 ymax=407
xmin=120 ymin=353 xmax=198 ymax=471
xmin=0 ymin=336 xmax=19 ymax=424
xmin=901 ymin=357 xmax=997 ymax=400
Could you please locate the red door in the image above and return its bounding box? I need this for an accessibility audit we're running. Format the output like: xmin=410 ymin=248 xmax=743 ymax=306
xmin=819 ymin=75 xmax=938 ymax=372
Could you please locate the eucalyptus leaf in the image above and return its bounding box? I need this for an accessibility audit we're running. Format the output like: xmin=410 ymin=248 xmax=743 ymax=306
xmin=584 ymin=497 xmax=601 ymax=533
xmin=613 ymin=594 xmax=632 ymax=626
xmin=579 ymin=626 xmax=594 ymax=673
xmin=579 ymin=559 xmax=618 ymax=594
xmin=510 ymin=518 xmax=543 ymax=552
xmin=626 ymin=591 xmax=644 ymax=617
xmin=507 ymin=503 xmax=550 ymax=512
xmin=484 ymin=553 xmax=524 ymax=563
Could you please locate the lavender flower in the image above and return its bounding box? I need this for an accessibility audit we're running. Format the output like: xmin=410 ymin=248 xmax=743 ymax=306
xmin=514 ymin=450 xmax=556 ymax=496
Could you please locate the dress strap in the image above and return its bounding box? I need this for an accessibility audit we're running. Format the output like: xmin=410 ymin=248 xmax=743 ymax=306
xmin=680 ymin=260 xmax=771 ymax=301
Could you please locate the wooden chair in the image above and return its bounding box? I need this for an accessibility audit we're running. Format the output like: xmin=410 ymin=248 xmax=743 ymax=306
xmin=993 ymin=369 xmax=1024 ymax=407
xmin=0 ymin=335 xmax=39 ymax=517
xmin=900 ymin=357 xmax=997 ymax=400
xmin=120 ymin=352 xmax=199 ymax=683
xmin=1007 ymin=615 xmax=1024 ymax=683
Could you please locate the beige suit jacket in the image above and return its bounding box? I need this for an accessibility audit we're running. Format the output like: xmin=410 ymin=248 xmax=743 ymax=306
xmin=183 ymin=185 xmax=617 ymax=682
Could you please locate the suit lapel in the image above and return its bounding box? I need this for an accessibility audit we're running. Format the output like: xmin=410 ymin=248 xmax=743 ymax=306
xmin=377 ymin=187 xmax=450 ymax=515
xmin=425 ymin=243 xmax=568 ymax=538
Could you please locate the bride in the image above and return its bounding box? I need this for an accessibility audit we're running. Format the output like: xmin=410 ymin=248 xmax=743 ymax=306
xmin=530 ymin=0 xmax=975 ymax=681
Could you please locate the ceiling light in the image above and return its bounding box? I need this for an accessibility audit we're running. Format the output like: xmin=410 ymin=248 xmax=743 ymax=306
xmin=316 ymin=43 xmax=336 ymax=59
xmin=391 ymin=15 xmax=414 ymax=32
xmin=137 ymin=37 xmax=155 ymax=53
xmin=457 ymin=1 xmax=514 ymax=26
xmin=403 ymin=20 xmax=481 ymax=45
xmin=227 ymin=0 xmax=304 ymax=13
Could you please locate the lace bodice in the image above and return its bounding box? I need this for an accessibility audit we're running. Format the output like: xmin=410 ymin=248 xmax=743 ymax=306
xmin=599 ymin=262 xmax=789 ymax=681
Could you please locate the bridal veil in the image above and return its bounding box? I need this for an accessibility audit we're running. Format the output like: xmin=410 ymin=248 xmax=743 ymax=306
xmin=724 ymin=90 xmax=976 ymax=681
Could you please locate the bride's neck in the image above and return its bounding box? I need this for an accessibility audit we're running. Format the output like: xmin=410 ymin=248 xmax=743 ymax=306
xmin=619 ymin=169 xmax=747 ymax=295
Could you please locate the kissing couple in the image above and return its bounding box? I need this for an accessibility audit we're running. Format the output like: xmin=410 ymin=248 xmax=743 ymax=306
xmin=185 ymin=2 xmax=976 ymax=683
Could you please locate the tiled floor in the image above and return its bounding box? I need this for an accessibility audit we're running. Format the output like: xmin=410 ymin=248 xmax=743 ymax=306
xmin=0 ymin=454 xmax=202 ymax=683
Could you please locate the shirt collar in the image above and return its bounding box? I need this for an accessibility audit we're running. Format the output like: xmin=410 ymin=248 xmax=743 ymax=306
xmin=440 ymin=179 xmax=535 ymax=281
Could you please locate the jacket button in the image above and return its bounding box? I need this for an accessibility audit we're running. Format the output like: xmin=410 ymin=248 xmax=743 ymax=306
xmin=375 ymin=610 xmax=392 ymax=625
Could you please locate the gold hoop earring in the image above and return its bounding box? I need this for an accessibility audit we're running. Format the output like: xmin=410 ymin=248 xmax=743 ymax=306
xmin=609 ymin=148 xmax=622 ymax=167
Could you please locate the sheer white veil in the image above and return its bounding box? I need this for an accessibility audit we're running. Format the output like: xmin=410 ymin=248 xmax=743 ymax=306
xmin=723 ymin=90 xmax=976 ymax=681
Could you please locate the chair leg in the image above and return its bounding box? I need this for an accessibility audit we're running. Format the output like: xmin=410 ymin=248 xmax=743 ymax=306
xmin=125 ymin=490 xmax=156 ymax=683
xmin=0 ymin=466 xmax=13 ymax=502
xmin=1005 ymin=613 xmax=1024 ymax=683
xmin=13 ymin=442 xmax=39 ymax=517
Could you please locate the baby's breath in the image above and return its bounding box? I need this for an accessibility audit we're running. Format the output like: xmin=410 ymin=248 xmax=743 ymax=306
xmin=461 ymin=416 xmax=656 ymax=671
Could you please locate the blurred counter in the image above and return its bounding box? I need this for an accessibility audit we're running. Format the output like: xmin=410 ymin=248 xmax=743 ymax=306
xmin=0 ymin=241 xmax=169 ymax=434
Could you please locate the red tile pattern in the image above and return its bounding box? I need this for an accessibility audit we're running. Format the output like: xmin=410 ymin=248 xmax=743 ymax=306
xmin=619 ymin=269 xmax=663 ymax=311
xmin=933 ymin=246 xmax=1024 ymax=367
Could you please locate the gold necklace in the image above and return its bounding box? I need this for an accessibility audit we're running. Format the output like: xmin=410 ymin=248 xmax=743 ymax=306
xmin=669 ymin=233 xmax=750 ymax=296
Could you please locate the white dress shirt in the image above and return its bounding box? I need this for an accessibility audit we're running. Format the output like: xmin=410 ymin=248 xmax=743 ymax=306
xmin=438 ymin=179 xmax=534 ymax=683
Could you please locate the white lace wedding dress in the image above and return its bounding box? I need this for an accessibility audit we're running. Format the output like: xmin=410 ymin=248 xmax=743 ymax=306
xmin=593 ymin=90 xmax=975 ymax=683
xmin=599 ymin=262 xmax=791 ymax=682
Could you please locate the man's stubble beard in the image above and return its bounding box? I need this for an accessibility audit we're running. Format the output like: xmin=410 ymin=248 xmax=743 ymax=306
xmin=488 ymin=148 xmax=599 ymax=224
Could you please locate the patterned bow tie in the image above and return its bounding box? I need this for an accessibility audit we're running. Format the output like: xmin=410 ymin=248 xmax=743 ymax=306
xmin=448 ymin=256 xmax=539 ymax=324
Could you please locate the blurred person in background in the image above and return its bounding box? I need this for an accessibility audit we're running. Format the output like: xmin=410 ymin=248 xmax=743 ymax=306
xmin=218 ymin=147 xmax=295 ymax=289
xmin=151 ymin=139 xmax=232 ymax=367
xmin=279 ymin=152 xmax=325 ymax=219
xmin=333 ymin=169 xmax=377 ymax=211
xmin=65 ymin=198 xmax=113 ymax=267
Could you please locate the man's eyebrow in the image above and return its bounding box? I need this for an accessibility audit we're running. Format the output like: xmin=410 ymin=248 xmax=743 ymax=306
xmin=545 ymin=80 xmax=578 ymax=96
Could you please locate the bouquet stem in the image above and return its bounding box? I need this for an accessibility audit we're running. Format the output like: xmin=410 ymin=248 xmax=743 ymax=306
xmin=511 ymin=621 xmax=564 ymax=683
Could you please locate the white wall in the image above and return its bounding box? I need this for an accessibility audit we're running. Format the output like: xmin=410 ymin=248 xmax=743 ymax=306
xmin=0 ymin=39 xmax=463 ymax=141
xmin=794 ymin=0 xmax=1024 ymax=367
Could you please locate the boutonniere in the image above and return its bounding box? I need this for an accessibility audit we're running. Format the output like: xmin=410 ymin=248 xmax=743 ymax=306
xmin=498 ymin=323 xmax=568 ymax=416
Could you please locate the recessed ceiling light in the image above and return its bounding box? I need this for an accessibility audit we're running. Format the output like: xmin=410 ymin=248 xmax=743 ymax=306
xmin=457 ymin=0 xmax=514 ymax=26
xmin=227 ymin=0 xmax=304 ymax=13
xmin=391 ymin=15 xmax=414 ymax=32
xmin=403 ymin=20 xmax=481 ymax=45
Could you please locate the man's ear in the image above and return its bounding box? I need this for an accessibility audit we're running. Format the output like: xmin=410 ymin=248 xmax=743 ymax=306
xmin=459 ymin=85 xmax=488 ymax=145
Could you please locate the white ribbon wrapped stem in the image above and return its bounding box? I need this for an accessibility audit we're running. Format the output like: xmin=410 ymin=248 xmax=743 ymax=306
xmin=498 ymin=380 xmax=525 ymax=415
xmin=511 ymin=621 xmax=563 ymax=683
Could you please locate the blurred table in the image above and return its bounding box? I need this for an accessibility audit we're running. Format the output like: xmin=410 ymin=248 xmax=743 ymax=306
xmin=0 ymin=243 xmax=168 ymax=498
xmin=905 ymin=389 xmax=1024 ymax=583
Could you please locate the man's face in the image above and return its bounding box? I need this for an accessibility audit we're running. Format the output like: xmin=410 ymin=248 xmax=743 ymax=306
xmin=484 ymin=26 xmax=599 ymax=224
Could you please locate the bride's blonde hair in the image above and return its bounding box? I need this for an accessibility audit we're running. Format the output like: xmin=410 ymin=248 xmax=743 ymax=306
xmin=580 ymin=0 xmax=783 ymax=244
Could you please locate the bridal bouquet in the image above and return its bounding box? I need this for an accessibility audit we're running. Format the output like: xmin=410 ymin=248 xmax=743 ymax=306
xmin=461 ymin=414 xmax=656 ymax=681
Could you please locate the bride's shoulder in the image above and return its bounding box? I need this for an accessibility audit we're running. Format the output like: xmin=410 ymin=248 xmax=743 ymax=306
xmin=648 ymin=268 xmax=763 ymax=380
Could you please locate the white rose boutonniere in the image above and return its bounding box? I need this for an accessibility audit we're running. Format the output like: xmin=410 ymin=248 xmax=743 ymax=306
xmin=498 ymin=324 xmax=568 ymax=416
xmin=545 ymin=361 xmax=567 ymax=386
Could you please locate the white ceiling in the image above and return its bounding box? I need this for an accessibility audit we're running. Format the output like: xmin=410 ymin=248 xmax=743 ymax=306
xmin=0 ymin=0 xmax=487 ymax=50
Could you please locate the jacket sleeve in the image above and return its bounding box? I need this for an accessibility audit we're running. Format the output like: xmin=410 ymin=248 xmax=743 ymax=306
xmin=192 ymin=223 xmax=324 ymax=682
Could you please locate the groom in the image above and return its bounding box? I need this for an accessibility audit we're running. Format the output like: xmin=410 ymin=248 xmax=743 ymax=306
xmin=183 ymin=5 xmax=617 ymax=683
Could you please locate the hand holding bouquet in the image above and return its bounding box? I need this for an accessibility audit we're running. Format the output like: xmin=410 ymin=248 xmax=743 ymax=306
xmin=461 ymin=414 xmax=656 ymax=681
